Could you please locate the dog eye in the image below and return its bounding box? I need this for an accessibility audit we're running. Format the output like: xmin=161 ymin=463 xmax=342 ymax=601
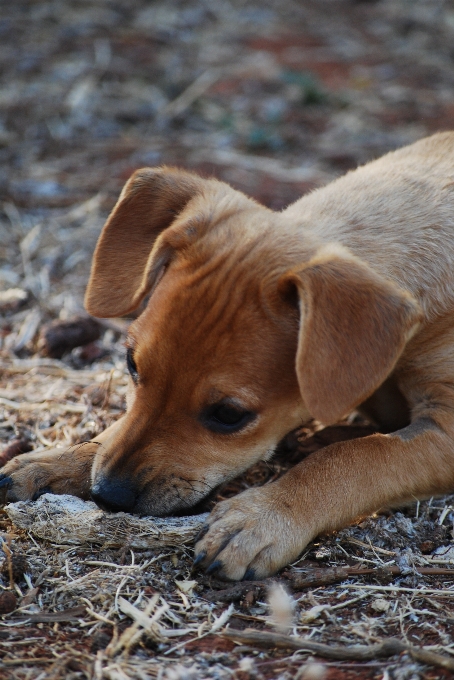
xmin=126 ymin=348 xmax=139 ymax=384
xmin=202 ymin=403 xmax=256 ymax=433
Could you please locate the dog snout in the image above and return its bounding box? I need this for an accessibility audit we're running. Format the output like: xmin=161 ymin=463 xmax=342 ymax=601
xmin=91 ymin=475 xmax=137 ymax=512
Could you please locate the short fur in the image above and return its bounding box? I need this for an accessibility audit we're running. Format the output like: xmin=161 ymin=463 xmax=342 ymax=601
xmin=2 ymin=132 xmax=454 ymax=580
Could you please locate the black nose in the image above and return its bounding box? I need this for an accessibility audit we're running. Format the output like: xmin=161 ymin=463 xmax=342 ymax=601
xmin=91 ymin=475 xmax=137 ymax=512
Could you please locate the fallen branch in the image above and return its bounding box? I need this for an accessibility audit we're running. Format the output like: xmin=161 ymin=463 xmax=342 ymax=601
xmin=222 ymin=628 xmax=454 ymax=672
xmin=223 ymin=628 xmax=403 ymax=660
xmin=287 ymin=565 xmax=454 ymax=587
xmin=205 ymin=565 xmax=454 ymax=602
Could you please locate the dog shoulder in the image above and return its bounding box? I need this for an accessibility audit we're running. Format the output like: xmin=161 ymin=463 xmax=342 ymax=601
xmin=282 ymin=133 xmax=454 ymax=320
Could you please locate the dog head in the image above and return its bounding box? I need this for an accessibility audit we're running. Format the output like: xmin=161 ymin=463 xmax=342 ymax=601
xmin=85 ymin=167 xmax=421 ymax=515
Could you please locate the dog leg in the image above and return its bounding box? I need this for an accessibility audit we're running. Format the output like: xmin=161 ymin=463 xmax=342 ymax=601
xmin=195 ymin=415 xmax=454 ymax=580
xmin=0 ymin=419 xmax=123 ymax=503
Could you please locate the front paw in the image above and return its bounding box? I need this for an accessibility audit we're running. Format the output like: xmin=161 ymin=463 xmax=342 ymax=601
xmin=0 ymin=454 xmax=48 ymax=503
xmin=193 ymin=487 xmax=311 ymax=581
xmin=0 ymin=446 xmax=95 ymax=503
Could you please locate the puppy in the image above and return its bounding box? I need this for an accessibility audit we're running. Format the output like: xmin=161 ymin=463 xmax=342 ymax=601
xmin=2 ymin=132 xmax=454 ymax=581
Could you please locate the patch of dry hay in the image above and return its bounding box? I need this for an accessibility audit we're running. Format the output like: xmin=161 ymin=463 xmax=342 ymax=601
xmin=6 ymin=494 xmax=207 ymax=549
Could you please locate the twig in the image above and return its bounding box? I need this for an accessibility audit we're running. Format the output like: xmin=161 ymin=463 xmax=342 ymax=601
xmin=205 ymin=569 xmax=352 ymax=603
xmin=194 ymin=147 xmax=327 ymax=184
xmin=161 ymin=69 xmax=220 ymax=119
xmin=343 ymin=584 xmax=454 ymax=595
xmin=345 ymin=538 xmax=395 ymax=555
xmin=9 ymin=605 xmax=87 ymax=623
xmin=0 ymin=658 xmax=56 ymax=666
xmin=223 ymin=628 xmax=403 ymax=660
xmin=0 ymin=397 xmax=86 ymax=414
xmin=222 ymin=628 xmax=454 ymax=671
xmin=205 ymin=565 xmax=454 ymax=602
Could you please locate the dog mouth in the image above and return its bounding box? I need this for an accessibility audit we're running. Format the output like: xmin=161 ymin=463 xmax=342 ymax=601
xmin=91 ymin=432 xmax=301 ymax=516
xmin=171 ymin=488 xmax=218 ymax=517
xmin=138 ymin=484 xmax=222 ymax=517
xmin=90 ymin=471 xmax=221 ymax=517
xmin=91 ymin=432 xmax=296 ymax=517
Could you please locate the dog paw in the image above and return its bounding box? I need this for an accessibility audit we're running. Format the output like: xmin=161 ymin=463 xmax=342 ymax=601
xmin=193 ymin=486 xmax=311 ymax=580
xmin=0 ymin=445 xmax=96 ymax=504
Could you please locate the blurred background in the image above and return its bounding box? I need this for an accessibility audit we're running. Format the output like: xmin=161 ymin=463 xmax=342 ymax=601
xmin=1 ymin=0 xmax=454 ymax=339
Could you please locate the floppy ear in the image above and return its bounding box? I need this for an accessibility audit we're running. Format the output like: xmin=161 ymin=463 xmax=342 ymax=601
xmin=282 ymin=245 xmax=422 ymax=425
xmin=84 ymin=167 xmax=207 ymax=317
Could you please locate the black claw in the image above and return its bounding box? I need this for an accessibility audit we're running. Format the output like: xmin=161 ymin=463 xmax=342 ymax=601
xmin=243 ymin=568 xmax=256 ymax=581
xmin=0 ymin=476 xmax=12 ymax=489
xmin=195 ymin=523 xmax=209 ymax=543
xmin=206 ymin=560 xmax=222 ymax=575
xmin=193 ymin=550 xmax=206 ymax=567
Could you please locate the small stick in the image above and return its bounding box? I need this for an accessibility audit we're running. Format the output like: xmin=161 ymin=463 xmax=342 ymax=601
xmin=345 ymin=538 xmax=395 ymax=556
xmin=345 ymin=566 xmax=454 ymax=576
xmin=161 ymin=69 xmax=220 ymax=119
xmin=205 ymin=565 xmax=454 ymax=602
xmin=222 ymin=628 xmax=454 ymax=672
xmin=223 ymin=628 xmax=404 ymax=660
xmin=9 ymin=605 xmax=87 ymax=623
xmin=287 ymin=565 xmax=454 ymax=587
xmin=205 ymin=569 xmax=352 ymax=603
xmin=288 ymin=566 xmax=353 ymax=589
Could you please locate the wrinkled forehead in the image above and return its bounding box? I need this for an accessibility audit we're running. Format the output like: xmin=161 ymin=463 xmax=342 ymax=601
xmin=128 ymin=252 xmax=288 ymax=375
xmin=132 ymin=255 xmax=256 ymax=337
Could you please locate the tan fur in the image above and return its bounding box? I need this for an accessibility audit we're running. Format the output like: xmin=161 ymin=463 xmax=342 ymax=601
xmin=3 ymin=132 xmax=454 ymax=580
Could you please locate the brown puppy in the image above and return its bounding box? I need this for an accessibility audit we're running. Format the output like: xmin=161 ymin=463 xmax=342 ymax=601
xmin=2 ymin=132 xmax=454 ymax=580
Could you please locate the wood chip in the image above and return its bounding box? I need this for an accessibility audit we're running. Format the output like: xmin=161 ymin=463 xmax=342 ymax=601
xmin=0 ymin=438 xmax=33 ymax=467
xmin=37 ymin=316 xmax=102 ymax=359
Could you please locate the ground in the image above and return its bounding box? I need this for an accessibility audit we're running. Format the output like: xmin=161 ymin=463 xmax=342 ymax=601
xmin=1 ymin=0 xmax=454 ymax=678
